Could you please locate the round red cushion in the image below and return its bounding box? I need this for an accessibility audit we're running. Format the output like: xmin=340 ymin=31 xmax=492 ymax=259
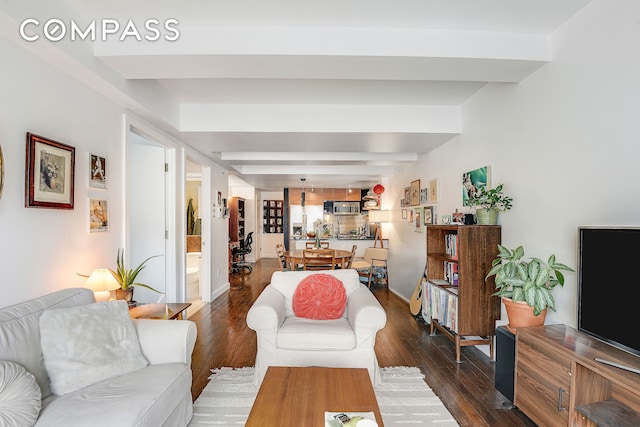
xmin=292 ymin=274 xmax=347 ymax=320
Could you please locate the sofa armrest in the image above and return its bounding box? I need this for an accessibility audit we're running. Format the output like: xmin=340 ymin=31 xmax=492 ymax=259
xmin=246 ymin=285 xmax=286 ymax=334
xmin=133 ymin=319 xmax=197 ymax=366
xmin=347 ymin=286 xmax=387 ymax=335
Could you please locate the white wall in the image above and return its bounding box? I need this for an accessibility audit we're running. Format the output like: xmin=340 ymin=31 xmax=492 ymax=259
xmin=0 ymin=33 xmax=232 ymax=308
xmin=388 ymin=0 xmax=640 ymax=333
xmin=0 ymin=35 xmax=124 ymax=307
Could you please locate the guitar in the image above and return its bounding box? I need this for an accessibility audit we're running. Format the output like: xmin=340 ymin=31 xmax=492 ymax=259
xmin=409 ymin=264 xmax=428 ymax=315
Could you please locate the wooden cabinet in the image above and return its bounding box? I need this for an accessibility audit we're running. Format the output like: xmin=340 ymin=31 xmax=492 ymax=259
xmin=229 ymin=197 xmax=245 ymax=243
xmin=287 ymin=187 xmax=361 ymax=205
xmin=515 ymin=325 xmax=640 ymax=426
xmin=425 ymin=225 xmax=501 ymax=362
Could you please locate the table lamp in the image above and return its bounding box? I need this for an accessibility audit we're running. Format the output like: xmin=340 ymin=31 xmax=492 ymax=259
xmin=368 ymin=210 xmax=391 ymax=248
xmin=85 ymin=268 xmax=120 ymax=302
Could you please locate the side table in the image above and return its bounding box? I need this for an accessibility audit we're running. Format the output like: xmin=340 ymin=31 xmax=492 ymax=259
xmin=129 ymin=303 xmax=191 ymax=320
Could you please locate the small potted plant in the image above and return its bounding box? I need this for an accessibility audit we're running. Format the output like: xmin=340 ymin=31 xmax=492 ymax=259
xmin=485 ymin=245 xmax=573 ymax=333
xmin=110 ymin=249 xmax=163 ymax=305
xmin=467 ymin=183 xmax=513 ymax=225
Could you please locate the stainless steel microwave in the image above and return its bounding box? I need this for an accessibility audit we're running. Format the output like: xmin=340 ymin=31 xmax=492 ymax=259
xmin=333 ymin=201 xmax=360 ymax=215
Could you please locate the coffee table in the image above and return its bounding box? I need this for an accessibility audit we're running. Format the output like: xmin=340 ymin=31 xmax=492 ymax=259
xmin=128 ymin=303 xmax=191 ymax=320
xmin=246 ymin=366 xmax=383 ymax=426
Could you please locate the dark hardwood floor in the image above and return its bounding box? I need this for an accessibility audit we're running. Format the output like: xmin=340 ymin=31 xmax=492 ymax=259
xmin=189 ymin=258 xmax=536 ymax=427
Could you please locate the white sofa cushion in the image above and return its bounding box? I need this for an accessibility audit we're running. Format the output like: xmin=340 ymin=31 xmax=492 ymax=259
xmin=276 ymin=317 xmax=356 ymax=350
xmin=36 ymin=363 xmax=192 ymax=427
xmin=39 ymin=301 xmax=148 ymax=396
xmin=270 ymin=269 xmax=361 ymax=318
xmin=0 ymin=361 xmax=41 ymax=427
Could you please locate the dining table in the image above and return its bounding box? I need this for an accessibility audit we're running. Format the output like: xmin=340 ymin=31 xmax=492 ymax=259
xmin=283 ymin=249 xmax=353 ymax=270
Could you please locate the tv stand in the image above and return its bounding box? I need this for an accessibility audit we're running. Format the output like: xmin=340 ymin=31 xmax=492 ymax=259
xmin=595 ymin=357 xmax=640 ymax=375
xmin=515 ymin=324 xmax=640 ymax=426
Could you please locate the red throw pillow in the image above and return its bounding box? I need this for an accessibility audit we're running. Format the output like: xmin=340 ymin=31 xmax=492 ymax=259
xmin=292 ymin=274 xmax=347 ymax=320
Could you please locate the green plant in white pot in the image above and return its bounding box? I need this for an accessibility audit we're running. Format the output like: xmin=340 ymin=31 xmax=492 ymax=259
xmin=485 ymin=245 xmax=574 ymax=331
xmin=467 ymin=183 xmax=513 ymax=225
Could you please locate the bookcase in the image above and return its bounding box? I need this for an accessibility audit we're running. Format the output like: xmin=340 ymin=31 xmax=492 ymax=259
xmin=263 ymin=200 xmax=284 ymax=234
xmin=425 ymin=225 xmax=501 ymax=362
xmin=229 ymin=197 xmax=245 ymax=243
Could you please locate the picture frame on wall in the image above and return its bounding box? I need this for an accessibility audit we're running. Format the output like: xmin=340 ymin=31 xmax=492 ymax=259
xmin=25 ymin=133 xmax=75 ymax=209
xmin=404 ymin=187 xmax=410 ymax=204
xmin=428 ymin=178 xmax=440 ymax=203
xmin=424 ymin=206 xmax=434 ymax=225
xmin=462 ymin=165 xmax=491 ymax=206
xmin=402 ymin=209 xmax=407 ymax=219
xmin=89 ymin=154 xmax=107 ymax=189
xmin=415 ymin=207 xmax=423 ymax=233
xmin=420 ymin=188 xmax=428 ymax=205
xmin=410 ymin=179 xmax=420 ymax=206
xmin=89 ymin=198 xmax=108 ymax=232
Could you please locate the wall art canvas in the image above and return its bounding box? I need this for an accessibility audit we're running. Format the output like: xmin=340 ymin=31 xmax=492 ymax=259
xmin=410 ymin=179 xmax=420 ymax=206
xmin=428 ymin=178 xmax=439 ymax=203
xmin=462 ymin=166 xmax=491 ymax=206
xmin=89 ymin=154 xmax=107 ymax=189
xmin=25 ymin=133 xmax=75 ymax=209
xmin=89 ymin=198 xmax=108 ymax=232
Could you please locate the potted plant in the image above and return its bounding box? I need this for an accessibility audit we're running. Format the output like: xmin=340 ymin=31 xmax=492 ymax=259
xmin=485 ymin=245 xmax=573 ymax=333
xmin=110 ymin=249 xmax=163 ymax=304
xmin=467 ymin=183 xmax=513 ymax=225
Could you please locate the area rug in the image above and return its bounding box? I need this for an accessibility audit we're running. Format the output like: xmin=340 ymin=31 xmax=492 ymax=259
xmin=189 ymin=366 xmax=458 ymax=426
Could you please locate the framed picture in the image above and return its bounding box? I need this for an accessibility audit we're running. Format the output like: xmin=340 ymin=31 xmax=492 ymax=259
xmin=414 ymin=207 xmax=423 ymax=233
xmin=25 ymin=133 xmax=75 ymax=209
xmin=462 ymin=166 xmax=491 ymax=206
xmin=89 ymin=154 xmax=107 ymax=189
xmin=89 ymin=198 xmax=108 ymax=232
xmin=410 ymin=179 xmax=420 ymax=206
xmin=420 ymin=188 xmax=428 ymax=205
xmin=402 ymin=209 xmax=407 ymax=219
xmin=408 ymin=208 xmax=414 ymax=223
xmin=428 ymin=178 xmax=440 ymax=203
xmin=404 ymin=187 xmax=410 ymax=203
xmin=424 ymin=206 xmax=434 ymax=225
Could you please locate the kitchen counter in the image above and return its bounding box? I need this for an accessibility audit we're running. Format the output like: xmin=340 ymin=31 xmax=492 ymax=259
xmin=289 ymin=238 xmax=388 ymax=257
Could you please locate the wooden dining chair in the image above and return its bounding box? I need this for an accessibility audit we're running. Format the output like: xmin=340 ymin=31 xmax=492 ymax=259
xmin=302 ymin=249 xmax=336 ymax=270
xmin=275 ymin=243 xmax=289 ymax=271
xmin=305 ymin=241 xmax=330 ymax=249
xmin=345 ymin=244 xmax=358 ymax=269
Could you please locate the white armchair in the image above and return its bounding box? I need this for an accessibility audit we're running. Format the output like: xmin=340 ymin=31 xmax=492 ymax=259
xmin=246 ymin=269 xmax=387 ymax=386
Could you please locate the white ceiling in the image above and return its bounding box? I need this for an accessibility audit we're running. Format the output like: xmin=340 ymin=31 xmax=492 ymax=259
xmin=6 ymin=0 xmax=591 ymax=190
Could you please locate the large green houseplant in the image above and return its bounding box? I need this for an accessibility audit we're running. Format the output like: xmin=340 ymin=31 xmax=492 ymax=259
xmin=467 ymin=183 xmax=513 ymax=224
xmin=110 ymin=249 xmax=163 ymax=303
xmin=485 ymin=245 xmax=573 ymax=330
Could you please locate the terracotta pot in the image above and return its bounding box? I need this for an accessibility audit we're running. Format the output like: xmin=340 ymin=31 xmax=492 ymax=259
xmin=115 ymin=288 xmax=134 ymax=304
xmin=476 ymin=208 xmax=499 ymax=225
xmin=502 ymin=297 xmax=546 ymax=334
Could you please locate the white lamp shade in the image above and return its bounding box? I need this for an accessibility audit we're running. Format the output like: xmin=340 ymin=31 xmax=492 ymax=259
xmin=368 ymin=210 xmax=391 ymax=223
xmin=85 ymin=269 xmax=120 ymax=292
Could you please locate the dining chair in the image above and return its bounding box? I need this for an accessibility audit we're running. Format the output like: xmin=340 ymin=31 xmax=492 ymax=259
xmin=305 ymin=241 xmax=330 ymax=249
xmin=302 ymin=249 xmax=336 ymax=270
xmin=345 ymin=244 xmax=358 ymax=269
xmin=351 ymin=247 xmax=389 ymax=289
xmin=275 ymin=243 xmax=289 ymax=271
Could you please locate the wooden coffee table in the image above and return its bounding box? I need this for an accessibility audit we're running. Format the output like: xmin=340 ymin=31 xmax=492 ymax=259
xmin=246 ymin=366 xmax=383 ymax=427
xmin=128 ymin=303 xmax=191 ymax=320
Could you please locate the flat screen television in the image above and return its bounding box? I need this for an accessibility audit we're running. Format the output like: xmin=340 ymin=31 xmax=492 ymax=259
xmin=578 ymin=227 xmax=640 ymax=358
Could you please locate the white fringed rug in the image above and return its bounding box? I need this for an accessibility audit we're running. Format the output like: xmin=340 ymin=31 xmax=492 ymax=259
xmin=189 ymin=366 xmax=458 ymax=426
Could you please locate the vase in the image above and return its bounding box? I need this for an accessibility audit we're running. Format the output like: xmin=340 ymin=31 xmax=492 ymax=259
xmin=502 ymin=297 xmax=546 ymax=334
xmin=315 ymin=236 xmax=321 ymax=248
xmin=476 ymin=208 xmax=499 ymax=225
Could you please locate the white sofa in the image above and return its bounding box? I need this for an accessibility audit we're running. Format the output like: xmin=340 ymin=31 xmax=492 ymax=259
xmin=247 ymin=269 xmax=387 ymax=386
xmin=0 ymin=288 xmax=197 ymax=427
